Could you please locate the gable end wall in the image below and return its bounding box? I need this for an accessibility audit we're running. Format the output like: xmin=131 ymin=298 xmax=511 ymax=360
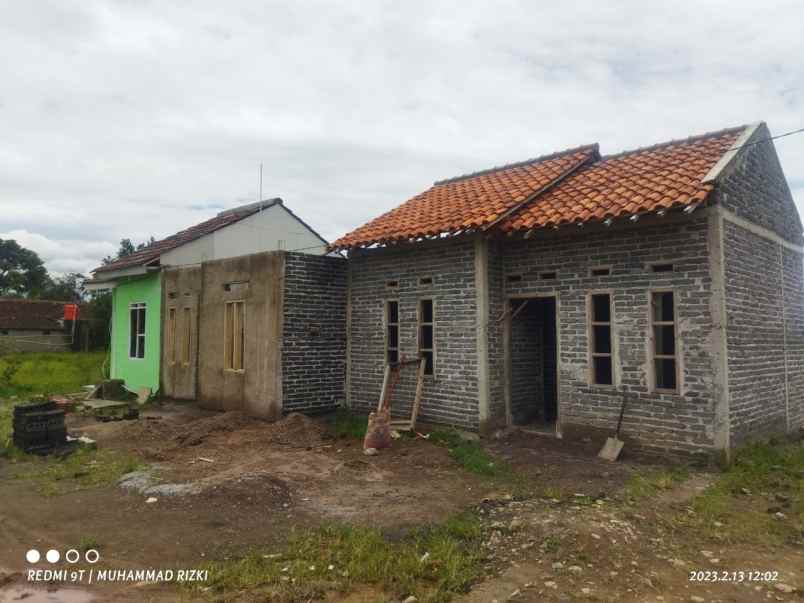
xmin=713 ymin=131 xmax=804 ymax=444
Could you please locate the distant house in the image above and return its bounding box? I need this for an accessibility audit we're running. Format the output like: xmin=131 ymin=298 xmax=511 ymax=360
xmin=0 ymin=299 xmax=73 ymax=352
xmin=86 ymin=199 xmax=329 ymax=395
xmin=332 ymin=122 xmax=804 ymax=459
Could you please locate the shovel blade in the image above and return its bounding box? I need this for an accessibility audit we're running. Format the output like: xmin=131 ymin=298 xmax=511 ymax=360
xmin=598 ymin=436 xmax=624 ymax=461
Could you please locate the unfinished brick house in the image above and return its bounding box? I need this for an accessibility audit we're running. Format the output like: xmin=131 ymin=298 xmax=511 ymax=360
xmin=332 ymin=122 xmax=804 ymax=459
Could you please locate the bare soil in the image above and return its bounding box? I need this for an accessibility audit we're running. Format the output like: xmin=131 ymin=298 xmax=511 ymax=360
xmin=1 ymin=403 xmax=801 ymax=602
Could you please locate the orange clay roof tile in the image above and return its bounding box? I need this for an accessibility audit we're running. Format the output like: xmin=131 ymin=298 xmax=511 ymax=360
xmin=332 ymin=126 xmax=746 ymax=249
xmin=501 ymin=126 xmax=744 ymax=232
xmin=330 ymin=145 xmax=598 ymax=249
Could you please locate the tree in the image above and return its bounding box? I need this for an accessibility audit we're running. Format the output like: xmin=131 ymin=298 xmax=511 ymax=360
xmin=39 ymin=272 xmax=86 ymax=302
xmin=101 ymin=237 xmax=154 ymax=265
xmin=0 ymin=238 xmax=49 ymax=297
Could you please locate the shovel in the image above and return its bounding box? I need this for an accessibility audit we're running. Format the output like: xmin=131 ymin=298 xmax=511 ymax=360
xmin=598 ymin=392 xmax=629 ymax=461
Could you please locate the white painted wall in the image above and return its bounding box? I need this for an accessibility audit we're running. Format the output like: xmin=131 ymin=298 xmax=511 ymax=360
xmin=159 ymin=203 xmax=327 ymax=268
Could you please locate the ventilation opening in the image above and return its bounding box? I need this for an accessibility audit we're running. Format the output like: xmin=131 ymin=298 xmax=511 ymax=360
xmin=539 ymin=272 xmax=557 ymax=280
xmin=386 ymin=280 xmax=399 ymax=289
xmin=651 ymin=263 xmax=674 ymax=273
xmin=419 ymin=277 xmax=433 ymax=285
xmin=590 ymin=267 xmax=611 ymax=277
xmin=507 ymin=274 xmax=523 ymax=283
xmin=168 ymin=292 xmax=177 ymax=299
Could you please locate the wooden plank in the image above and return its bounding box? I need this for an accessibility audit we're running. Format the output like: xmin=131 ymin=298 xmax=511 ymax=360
xmin=408 ymin=358 xmax=427 ymax=431
xmin=377 ymin=364 xmax=390 ymax=412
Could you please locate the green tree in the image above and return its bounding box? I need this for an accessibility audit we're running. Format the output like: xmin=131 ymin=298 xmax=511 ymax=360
xmin=101 ymin=237 xmax=154 ymax=265
xmin=40 ymin=272 xmax=86 ymax=302
xmin=0 ymin=238 xmax=49 ymax=297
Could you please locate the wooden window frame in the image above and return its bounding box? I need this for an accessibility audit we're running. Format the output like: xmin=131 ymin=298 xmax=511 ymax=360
xmin=587 ymin=292 xmax=616 ymax=387
xmin=181 ymin=307 xmax=191 ymax=366
xmin=418 ymin=298 xmax=435 ymax=376
xmin=223 ymin=300 xmax=246 ymax=372
xmin=385 ymin=299 xmax=399 ymax=366
xmin=167 ymin=307 xmax=177 ymax=365
xmin=128 ymin=302 xmax=147 ymax=360
xmin=649 ymin=289 xmax=680 ymax=393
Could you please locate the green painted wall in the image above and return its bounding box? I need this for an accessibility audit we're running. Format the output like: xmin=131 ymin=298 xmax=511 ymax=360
xmin=110 ymin=272 xmax=162 ymax=393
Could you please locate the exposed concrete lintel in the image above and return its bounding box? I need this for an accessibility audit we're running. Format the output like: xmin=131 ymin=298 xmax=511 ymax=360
xmin=702 ymin=122 xmax=763 ymax=184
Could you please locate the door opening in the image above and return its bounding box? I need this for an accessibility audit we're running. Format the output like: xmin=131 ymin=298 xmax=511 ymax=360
xmin=509 ymin=296 xmax=557 ymax=428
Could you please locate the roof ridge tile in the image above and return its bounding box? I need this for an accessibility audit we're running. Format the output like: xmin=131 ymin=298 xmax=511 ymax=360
xmin=434 ymin=143 xmax=599 ymax=185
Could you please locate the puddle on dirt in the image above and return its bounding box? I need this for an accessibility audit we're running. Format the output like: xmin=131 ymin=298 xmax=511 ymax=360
xmin=0 ymin=585 xmax=95 ymax=603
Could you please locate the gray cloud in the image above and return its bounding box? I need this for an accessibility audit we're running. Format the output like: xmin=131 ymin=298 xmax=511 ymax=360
xmin=0 ymin=0 xmax=803 ymax=275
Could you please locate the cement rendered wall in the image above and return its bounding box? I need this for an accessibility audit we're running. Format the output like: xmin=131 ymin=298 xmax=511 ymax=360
xmin=161 ymin=266 xmax=202 ymax=400
xmin=162 ymin=251 xmax=346 ymax=417
xmin=0 ymin=331 xmax=70 ymax=353
xmin=195 ymin=252 xmax=284 ymax=419
xmin=110 ymin=272 xmax=162 ymax=393
xmin=347 ymin=238 xmax=480 ymax=430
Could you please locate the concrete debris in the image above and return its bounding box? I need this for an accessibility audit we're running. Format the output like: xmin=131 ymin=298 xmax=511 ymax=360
xmin=363 ymin=447 xmax=378 ymax=456
xmin=145 ymin=497 xmax=157 ymax=504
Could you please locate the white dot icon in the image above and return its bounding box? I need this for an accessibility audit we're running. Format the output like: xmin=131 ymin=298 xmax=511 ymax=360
xmin=46 ymin=549 xmax=60 ymax=563
xmin=26 ymin=549 xmax=40 ymax=564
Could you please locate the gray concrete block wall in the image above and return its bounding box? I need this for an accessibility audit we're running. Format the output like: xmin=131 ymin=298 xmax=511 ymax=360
xmin=499 ymin=215 xmax=718 ymax=458
xmin=510 ymin=305 xmax=543 ymax=424
xmin=782 ymin=247 xmax=804 ymax=432
xmin=348 ymin=239 xmax=480 ymax=429
xmin=282 ymin=252 xmax=348 ymax=413
xmin=713 ymin=125 xmax=804 ymax=445
xmin=722 ymin=223 xmax=787 ymax=446
xmin=716 ymin=123 xmax=803 ymax=245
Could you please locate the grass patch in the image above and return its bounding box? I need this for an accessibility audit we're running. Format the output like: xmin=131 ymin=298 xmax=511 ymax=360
xmin=196 ymin=512 xmax=485 ymax=603
xmin=625 ymin=466 xmax=690 ymax=500
xmin=430 ymin=430 xmax=508 ymax=477
xmin=15 ymin=447 xmax=142 ymax=496
xmin=0 ymin=352 xmax=105 ymax=456
xmin=678 ymin=440 xmax=804 ymax=545
xmin=0 ymin=351 xmax=105 ymax=399
xmin=330 ymin=407 xmax=368 ymax=439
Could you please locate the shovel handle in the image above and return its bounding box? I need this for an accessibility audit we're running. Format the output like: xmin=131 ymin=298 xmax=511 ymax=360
xmin=615 ymin=393 xmax=628 ymax=438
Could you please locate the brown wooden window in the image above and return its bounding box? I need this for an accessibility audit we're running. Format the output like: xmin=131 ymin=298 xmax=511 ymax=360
xmin=651 ymin=291 xmax=677 ymax=391
xmin=386 ymin=300 xmax=399 ymax=365
xmin=590 ymin=294 xmax=613 ymax=385
xmin=167 ymin=308 xmax=177 ymax=364
xmin=182 ymin=307 xmax=191 ymax=365
xmin=418 ymin=299 xmax=434 ymax=375
xmin=224 ymin=301 xmax=245 ymax=371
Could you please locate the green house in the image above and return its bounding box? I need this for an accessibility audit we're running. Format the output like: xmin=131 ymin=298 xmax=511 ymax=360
xmin=87 ymin=199 xmax=328 ymax=396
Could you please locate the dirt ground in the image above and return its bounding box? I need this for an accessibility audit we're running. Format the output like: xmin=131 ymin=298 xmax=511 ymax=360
xmin=0 ymin=402 xmax=801 ymax=602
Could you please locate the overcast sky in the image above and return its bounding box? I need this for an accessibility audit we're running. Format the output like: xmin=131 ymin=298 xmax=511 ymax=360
xmin=1 ymin=1 xmax=802 ymax=275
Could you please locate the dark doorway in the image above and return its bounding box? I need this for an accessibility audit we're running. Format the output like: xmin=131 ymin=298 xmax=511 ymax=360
xmin=509 ymin=297 xmax=557 ymax=427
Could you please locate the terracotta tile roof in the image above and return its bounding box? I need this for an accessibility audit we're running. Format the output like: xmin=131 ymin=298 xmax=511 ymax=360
xmin=500 ymin=125 xmax=746 ymax=232
xmin=333 ymin=125 xmax=748 ymax=249
xmin=330 ymin=146 xmax=599 ymax=250
xmin=0 ymin=299 xmax=68 ymax=331
xmin=93 ymin=199 xmax=282 ymax=274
